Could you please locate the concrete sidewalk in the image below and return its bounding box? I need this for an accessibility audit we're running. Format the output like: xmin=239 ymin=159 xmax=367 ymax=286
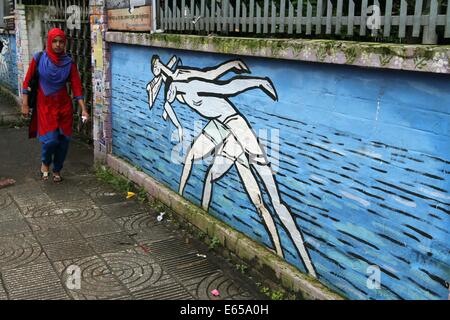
xmin=0 ymin=126 xmax=264 ymax=300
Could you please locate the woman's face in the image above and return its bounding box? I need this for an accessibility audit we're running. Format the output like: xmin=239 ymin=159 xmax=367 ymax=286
xmin=51 ymin=36 xmax=65 ymax=54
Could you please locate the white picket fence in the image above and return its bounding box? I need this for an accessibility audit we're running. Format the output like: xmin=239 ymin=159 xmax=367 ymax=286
xmin=159 ymin=0 xmax=450 ymax=43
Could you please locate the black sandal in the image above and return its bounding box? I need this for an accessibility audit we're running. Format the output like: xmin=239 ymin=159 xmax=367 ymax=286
xmin=53 ymin=175 xmax=63 ymax=183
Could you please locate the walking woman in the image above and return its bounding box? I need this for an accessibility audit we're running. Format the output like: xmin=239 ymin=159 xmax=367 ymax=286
xmin=21 ymin=28 xmax=89 ymax=182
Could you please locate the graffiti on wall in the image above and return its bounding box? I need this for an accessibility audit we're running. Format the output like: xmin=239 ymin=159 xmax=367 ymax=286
xmin=0 ymin=34 xmax=18 ymax=93
xmin=0 ymin=37 xmax=10 ymax=77
xmin=110 ymin=45 xmax=450 ymax=300
xmin=90 ymin=8 xmax=109 ymax=154
xmin=146 ymin=56 xmax=317 ymax=277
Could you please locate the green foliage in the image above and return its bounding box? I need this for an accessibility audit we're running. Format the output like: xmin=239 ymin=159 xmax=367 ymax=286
xmin=95 ymin=165 xmax=133 ymax=193
xmin=137 ymin=187 xmax=148 ymax=203
xmin=197 ymin=230 xmax=207 ymax=240
xmin=235 ymin=263 xmax=248 ymax=274
xmin=270 ymin=290 xmax=285 ymax=300
xmin=208 ymin=236 xmax=221 ymax=250
xmin=257 ymin=282 xmax=288 ymax=300
xmin=149 ymin=199 xmax=167 ymax=212
xmin=260 ymin=286 xmax=270 ymax=297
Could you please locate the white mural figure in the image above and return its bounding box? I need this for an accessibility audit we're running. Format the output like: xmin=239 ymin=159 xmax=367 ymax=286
xmin=0 ymin=38 xmax=9 ymax=78
xmin=147 ymin=56 xmax=317 ymax=278
xmin=147 ymin=56 xmax=284 ymax=258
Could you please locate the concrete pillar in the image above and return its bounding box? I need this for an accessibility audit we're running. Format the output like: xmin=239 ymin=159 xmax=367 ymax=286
xmin=14 ymin=4 xmax=47 ymax=97
xmin=14 ymin=4 xmax=28 ymax=98
xmin=90 ymin=0 xmax=112 ymax=162
xmin=25 ymin=5 xmax=46 ymax=60
xmin=0 ymin=2 xmax=4 ymax=29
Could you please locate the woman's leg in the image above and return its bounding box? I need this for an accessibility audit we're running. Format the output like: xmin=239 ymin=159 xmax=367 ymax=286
xmin=52 ymin=134 xmax=70 ymax=177
xmin=41 ymin=139 xmax=59 ymax=176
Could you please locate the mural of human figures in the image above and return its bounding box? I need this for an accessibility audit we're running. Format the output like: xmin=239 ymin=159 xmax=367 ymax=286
xmin=146 ymin=56 xmax=317 ymax=278
xmin=0 ymin=38 xmax=9 ymax=77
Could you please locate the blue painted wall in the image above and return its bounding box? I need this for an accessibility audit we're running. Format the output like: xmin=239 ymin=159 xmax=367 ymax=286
xmin=0 ymin=34 xmax=18 ymax=93
xmin=110 ymin=43 xmax=450 ymax=300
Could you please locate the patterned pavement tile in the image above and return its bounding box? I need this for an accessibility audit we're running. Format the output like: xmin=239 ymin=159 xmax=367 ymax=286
xmin=73 ymin=217 xmax=122 ymax=238
xmin=2 ymin=261 xmax=70 ymax=300
xmin=101 ymin=201 xmax=150 ymax=219
xmin=0 ymin=277 xmax=8 ymax=300
xmin=19 ymin=202 xmax=64 ymax=219
xmin=86 ymin=232 xmax=137 ymax=254
xmin=0 ymin=233 xmax=39 ymax=249
xmin=88 ymin=189 xmax=128 ymax=206
xmin=53 ymin=256 xmax=130 ymax=300
xmin=101 ymin=250 xmax=165 ymax=293
xmin=0 ymin=243 xmax=48 ymax=271
xmin=42 ymin=240 xmax=96 ymax=261
xmin=132 ymin=274 xmax=194 ymax=300
xmin=41 ymin=182 xmax=87 ymax=202
xmin=0 ymin=193 xmax=23 ymax=222
xmin=26 ymin=215 xmax=72 ymax=232
xmin=0 ymin=219 xmax=31 ymax=236
xmin=61 ymin=204 xmax=105 ymax=225
xmin=0 ymin=127 xmax=264 ymax=300
xmin=35 ymin=226 xmax=84 ymax=245
xmin=114 ymin=212 xmax=159 ymax=232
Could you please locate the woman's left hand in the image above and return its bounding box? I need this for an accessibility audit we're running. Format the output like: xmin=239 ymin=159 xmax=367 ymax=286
xmin=81 ymin=110 xmax=90 ymax=122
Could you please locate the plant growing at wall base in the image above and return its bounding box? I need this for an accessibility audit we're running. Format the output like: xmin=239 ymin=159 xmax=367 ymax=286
xmin=95 ymin=165 xmax=133 ymax=194
xmin=270 ymin=290 xmax=285 ymax=300
xmin=137 ymin=187 xmax=148 ymax=203
xmin=208 ymin=236 xmax=221 ymax=250
xmin=235 ymin=263 xmax=248 ymax=274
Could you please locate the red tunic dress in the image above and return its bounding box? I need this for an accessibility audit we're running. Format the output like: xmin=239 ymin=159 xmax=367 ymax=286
xmin=22 ymin=57 xmax=83 ymax=140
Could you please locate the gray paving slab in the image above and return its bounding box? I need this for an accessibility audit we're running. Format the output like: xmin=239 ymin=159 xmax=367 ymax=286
xmin=0 ymin=219 xmax=31 ymax=236
xmin=35 ymin=226 xmax=84 ymax=245
xmin=114 ymin=212 xmax=160 ymax=232
xmin=101 ymin=201 xmax=149 ymax=219
xmin=0 ymin=194 xmax=23 ymax=222
xmin=53 ymin=256 xmax=131 ymax=300
xmin=43 ymin=183 xmax=87 ymax=202
xmin=0 ymin=232 xmax=40 ymax=249
xmin=74 ymin=217 xmax=122 ymax=238
xmin=42 ymin=240 xmax=96 ymax=261
xmin=26 ymin=215 xmax=72 ymax=232
xmin=0 ymin=278 xmax=8 ymax=300
xmin=0 ymin=127 xmax=264 ymax=300
xmin=2 ymin=261 xmax=70 ymax=300
xmin=0 ymin=245 xmax=49 ymax=271
xmin=86 ymin=232 xmax=137 ymax=254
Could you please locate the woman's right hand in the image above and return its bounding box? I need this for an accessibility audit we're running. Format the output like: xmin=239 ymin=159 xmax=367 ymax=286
xmin=21 ymin=104 xmax=30 ymax=117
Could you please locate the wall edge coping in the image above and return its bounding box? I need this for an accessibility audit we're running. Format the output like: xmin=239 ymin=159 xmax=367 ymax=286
xmin=105 ymin=154 xmax=344 ymax=300
xmin=105 ymin=31 xmax=450 ymax=74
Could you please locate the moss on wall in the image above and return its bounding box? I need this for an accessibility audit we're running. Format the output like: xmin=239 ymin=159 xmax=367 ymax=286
xmin=107 ymin=32 xmax=450 ymax=74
